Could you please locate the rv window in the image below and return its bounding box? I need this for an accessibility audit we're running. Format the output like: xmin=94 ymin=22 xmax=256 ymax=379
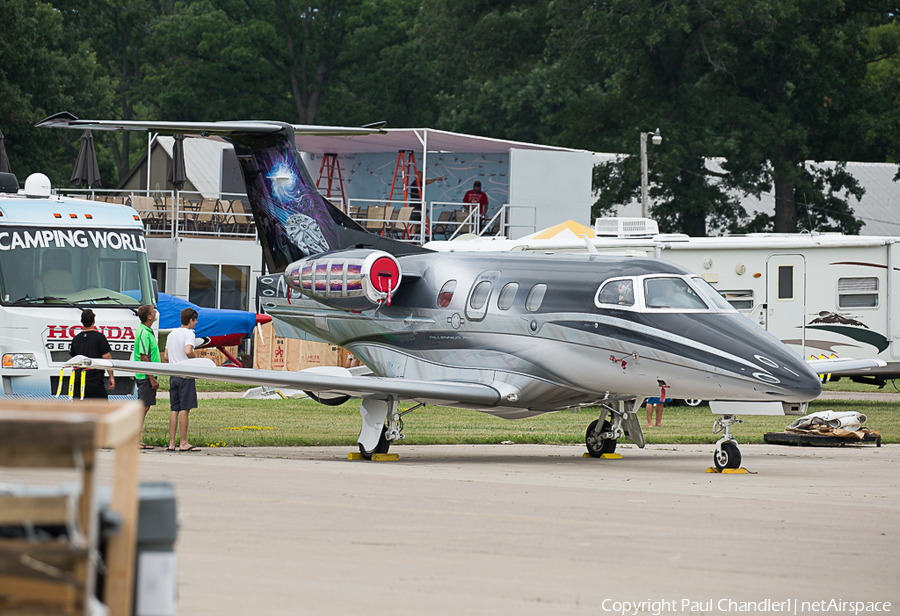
xmin=497 ymin=282 xmax=518 ymax=310
xmin=525 ymin=284 xmax=547 ymax=312
xmin=718 ymin=290 xmax=754 ymax=311
xmin=777 ymin=265 xmax=794 ymax=300
xmin=469 ymin=281 xmax=492 ymax=310
xmin=643 ymin=278 xmax=708 ymax=310
xmin=595 ymin=279 xmax=634 ymax=307
xmin=838 ymin=277 xmax=878 ymax=308
xmin=438 ymin=280 xmax=457 ymax=308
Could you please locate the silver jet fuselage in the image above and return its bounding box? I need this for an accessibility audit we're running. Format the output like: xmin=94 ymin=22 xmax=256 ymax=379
xmin=274 ymin=251 xmax=822 ymax=418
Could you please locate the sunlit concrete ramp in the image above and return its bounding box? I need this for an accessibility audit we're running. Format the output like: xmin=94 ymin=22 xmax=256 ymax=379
xmin=69 ymin=445 xmax=900 ymax=613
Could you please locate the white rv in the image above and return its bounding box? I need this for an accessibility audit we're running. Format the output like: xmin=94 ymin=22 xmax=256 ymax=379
xmin=427 ymin=218 xmax=900 ymax=384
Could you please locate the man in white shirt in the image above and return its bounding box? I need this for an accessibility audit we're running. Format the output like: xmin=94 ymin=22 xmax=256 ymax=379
xmin=163 ymin=308 xmax=200 ymax=452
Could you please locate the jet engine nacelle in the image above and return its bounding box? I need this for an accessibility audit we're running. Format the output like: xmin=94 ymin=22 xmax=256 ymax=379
xmin=284 ymin=249 xmax=402 ymax=311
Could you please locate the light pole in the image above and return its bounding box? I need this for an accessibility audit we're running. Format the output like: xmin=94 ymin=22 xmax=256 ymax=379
xmin=640 ymin=128 xmax=662 ymax=218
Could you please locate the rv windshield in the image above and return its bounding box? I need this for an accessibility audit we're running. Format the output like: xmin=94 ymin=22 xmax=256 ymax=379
xmin=0 ymin=226 xmax=153 ymax=306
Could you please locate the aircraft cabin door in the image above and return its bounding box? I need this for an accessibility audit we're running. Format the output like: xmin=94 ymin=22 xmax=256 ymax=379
xmin=465 ymin=270 xmax=501 ymax=322
xmin=766 ymin=254 xmax=807 ymax=356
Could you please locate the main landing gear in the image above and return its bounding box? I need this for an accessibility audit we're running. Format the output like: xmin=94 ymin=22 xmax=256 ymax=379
xmin=585 ymin=399 xmax=645 ymax=457
xmin=357 ymin=396 xmax=419 ymax=459
xmin=712 ymin=414 xmax=743 ymax=471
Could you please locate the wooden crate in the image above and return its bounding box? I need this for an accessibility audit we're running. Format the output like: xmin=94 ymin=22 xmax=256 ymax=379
xmin=0 ymin=400 xmax=143 ymax=616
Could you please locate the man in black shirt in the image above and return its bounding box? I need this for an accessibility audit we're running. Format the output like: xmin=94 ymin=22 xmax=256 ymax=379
xmin=69 ymin=309 xmax=115 ymax=399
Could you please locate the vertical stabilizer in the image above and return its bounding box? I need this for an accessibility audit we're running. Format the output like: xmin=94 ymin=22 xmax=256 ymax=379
xmin=227 ymin=125 xmax=428 ymax=273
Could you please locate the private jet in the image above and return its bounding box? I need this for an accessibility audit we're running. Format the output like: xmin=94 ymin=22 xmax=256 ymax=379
xmin=41 ymin=112 xmax=831 ymax=469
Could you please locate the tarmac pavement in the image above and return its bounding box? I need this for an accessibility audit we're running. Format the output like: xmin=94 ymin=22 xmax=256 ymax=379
xmin=65 ymin=443 xmax=900 ymax=614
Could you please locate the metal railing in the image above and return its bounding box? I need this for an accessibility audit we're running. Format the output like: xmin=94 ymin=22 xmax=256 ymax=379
xmin=483 ymin=204 xmax=538 ymax=239
xmin=58 ymin=188 xmax=539 ymax=244
xmin=346 ymin=198 xmax=425 ymax=243
xmin=58 ymin=188 xmax=258 ymax=240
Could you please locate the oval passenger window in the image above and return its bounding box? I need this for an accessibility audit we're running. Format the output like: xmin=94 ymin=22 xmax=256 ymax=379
xmin=469 ymin=281 xmax=492 ymax=310
xmin=525 ymin=283 xmax=547 ymax=312
xmin=437 ymin=280 xmax=457 ymax=308
xmin=497 ymin=282 xmax=519 ymax=310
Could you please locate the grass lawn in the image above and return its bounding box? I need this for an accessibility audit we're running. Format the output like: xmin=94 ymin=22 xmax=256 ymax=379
xmin=141 ymin=397 xmax=898 ymax=449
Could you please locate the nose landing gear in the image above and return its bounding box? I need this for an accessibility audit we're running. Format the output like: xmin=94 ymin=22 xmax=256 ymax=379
xmin=712 ymin=414 xmax=743 ymax=471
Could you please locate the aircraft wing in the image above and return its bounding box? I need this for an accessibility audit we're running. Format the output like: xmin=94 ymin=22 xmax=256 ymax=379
xmin=807 ymin=357 xmax=887 ymax=374
xmin=66 ymin=356 xmax=500 ymax=406
xmin=36 ymin=112 xmax=386 ymax=137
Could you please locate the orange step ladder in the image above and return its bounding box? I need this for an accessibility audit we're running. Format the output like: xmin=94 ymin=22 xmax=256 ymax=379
xmin=388 ymin=150 xmax=423 ymax=239
xmin=315 ymin=153 xmax=346 ymax=208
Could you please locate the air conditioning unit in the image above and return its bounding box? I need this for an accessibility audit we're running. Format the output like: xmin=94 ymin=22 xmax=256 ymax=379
xmin=593 ymin=217 xmax=659 ymax=237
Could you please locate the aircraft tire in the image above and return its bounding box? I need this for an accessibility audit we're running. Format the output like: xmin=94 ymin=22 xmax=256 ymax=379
xmin=585 ymin=419 xmax=617 ymax=458
xmin=359 ymin=425 xmax=390 ymax=460
xmin=305 ymin=391 xmax=351 ymax=406
xmin=713 ymin=441 xmax=741 ymax=471
xmin=683 ymin=399 xmax=705 ymax=407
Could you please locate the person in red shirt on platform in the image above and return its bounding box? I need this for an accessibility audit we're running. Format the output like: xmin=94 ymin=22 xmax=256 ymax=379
xmin=463 ymin=181 xmax=489 ymax=231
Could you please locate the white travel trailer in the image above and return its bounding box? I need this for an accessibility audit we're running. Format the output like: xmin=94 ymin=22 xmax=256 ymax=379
xmin=427 ymin=218 xmax=900 ymax=385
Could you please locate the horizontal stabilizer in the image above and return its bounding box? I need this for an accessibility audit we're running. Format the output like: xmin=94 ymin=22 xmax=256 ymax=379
xmin=35 ymin=112 xmax=387 ymax=137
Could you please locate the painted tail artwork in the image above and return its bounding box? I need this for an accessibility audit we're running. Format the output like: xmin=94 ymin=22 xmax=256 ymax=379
xmin=36 ymin=113 xmax=429 ymax=273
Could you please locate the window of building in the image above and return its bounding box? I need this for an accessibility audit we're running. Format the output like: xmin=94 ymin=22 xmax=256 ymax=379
xmin=838 ymin=277 xmax=878 ymax=308
xmin=189 ymin=264 xmax=250 ymax=310
xmin=149 ymin=262 xmax=167 ymax=294
xmin=525 ymin=284 xmax=547 ymax=312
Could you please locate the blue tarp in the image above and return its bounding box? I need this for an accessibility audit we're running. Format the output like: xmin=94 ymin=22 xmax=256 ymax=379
xmin=157 ymin=293 xmax=257 ymax=338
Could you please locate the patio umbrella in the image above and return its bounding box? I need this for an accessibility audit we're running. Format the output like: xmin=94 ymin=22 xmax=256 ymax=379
xmin=167 ymin=134 xmax=186 ymax=189
xmin=0 ymin=129 xmax=11 ymax=174
xmin=70 ymin=129 xmax=101 ymax=187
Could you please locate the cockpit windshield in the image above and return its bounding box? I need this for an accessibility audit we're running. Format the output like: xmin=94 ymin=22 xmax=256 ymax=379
xmin=643 ymin=277 xmax=709 ymax=310
xmin=0 ymin=226 xmax=154 ymax=307
xmin=690 ymin=276 xmax=736 ymax=311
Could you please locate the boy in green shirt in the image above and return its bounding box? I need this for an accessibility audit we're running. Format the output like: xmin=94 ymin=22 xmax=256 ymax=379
xmin=134 ymin=304 xmax=160 ymax=449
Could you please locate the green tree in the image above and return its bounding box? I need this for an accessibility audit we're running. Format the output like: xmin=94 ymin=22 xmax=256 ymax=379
xmin=55 ymin=0 xmax=173 ymax=181
xmin=551 ymin=0 xmax=896 ymax=234
xmin=143 ymin=0 xmax=425 ymax=128
xmin=0 ymin=0 xmax=111 ymax=185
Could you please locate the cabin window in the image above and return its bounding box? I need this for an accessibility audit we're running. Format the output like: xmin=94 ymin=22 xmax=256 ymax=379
xmin=777 ymin=265 xmax=794 ymax=300
xmin=525 ymin=284 xmax=547 ymax=312
xmin=643 ymin=277 xmax=708 ymax=310
xmin=437 ymin=280 xmax=457 ymax=308
xmin=718 ymin=290 xmax=754 ymax=311
xmin=595 ymin=279 xmax=634 ymax=307
xmin=497 ymin=282 xmax=518 ymax=310
xmin=838 ymin=277 xmax=878 ymax=308
xmin=469 ymin=281 xmax=492 ymax=310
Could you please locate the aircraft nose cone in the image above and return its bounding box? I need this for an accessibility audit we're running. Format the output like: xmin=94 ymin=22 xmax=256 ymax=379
xmin=780 ymin=354 xmax=822 ymax=402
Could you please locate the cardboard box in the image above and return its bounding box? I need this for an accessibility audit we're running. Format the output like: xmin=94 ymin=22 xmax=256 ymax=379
xmin=252 ymin=320 xmax=343 ymax=371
